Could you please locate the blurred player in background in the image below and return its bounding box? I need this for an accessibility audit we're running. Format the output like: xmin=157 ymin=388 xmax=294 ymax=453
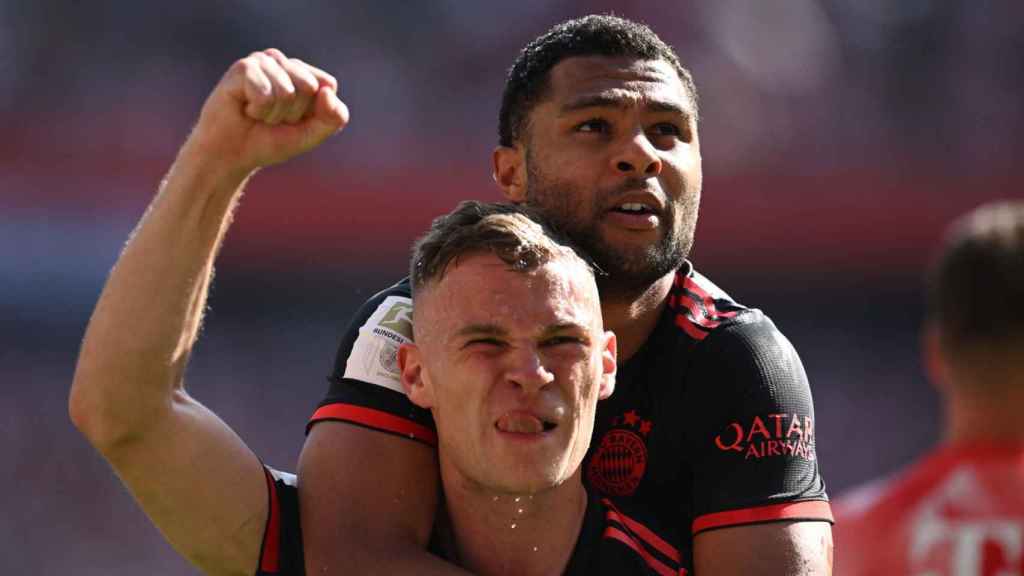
xmin=833 ymin=200 xmax=1024 ymax=575
xmin=299 ymin=14 xmax=832 ymax=576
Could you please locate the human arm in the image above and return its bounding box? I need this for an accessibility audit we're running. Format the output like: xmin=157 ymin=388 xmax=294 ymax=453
xmin=68 ymin=49 xmax=346 ymax=576
xmin=299 ymin=423 xmax=474 ymax=575
xmin=694 ymin=521 xmax=833 ymax=575
xmin=685 ymin=313 xmax=833 ymax=575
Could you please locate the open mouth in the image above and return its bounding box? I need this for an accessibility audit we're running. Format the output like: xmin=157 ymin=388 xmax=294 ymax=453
xmin=611 ymin=202 xmax=657 ymax=216
xmin=495 ymin=412 xmax=558 ymax=434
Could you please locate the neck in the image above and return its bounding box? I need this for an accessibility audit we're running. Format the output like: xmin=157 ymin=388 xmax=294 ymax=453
xmin=945 ymin=395 xmax=1024 ymax=445
xmin=944 ymin=372 xmax=1024 ymax=444
xmin=442 ymin=470 xmax=587 ymax=576
xmin=599 ymin=271 xmax=675 ymax=363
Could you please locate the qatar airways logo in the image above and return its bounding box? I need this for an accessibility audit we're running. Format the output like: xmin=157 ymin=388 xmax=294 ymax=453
xmin=714 ymin=414 xmax=815 ymax=461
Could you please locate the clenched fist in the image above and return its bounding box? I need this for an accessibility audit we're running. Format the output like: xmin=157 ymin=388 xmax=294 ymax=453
xmin=190 ymin=48 xmax=349 ymax=175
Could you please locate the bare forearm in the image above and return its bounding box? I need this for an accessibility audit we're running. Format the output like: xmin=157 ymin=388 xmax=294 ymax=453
xmin=300 ymin=423 xmax=473 ymax=575
xmin=70 ymin=137 xmax=252 ymax=447
xmin=694 ymin=521 xmax=833 ymax=575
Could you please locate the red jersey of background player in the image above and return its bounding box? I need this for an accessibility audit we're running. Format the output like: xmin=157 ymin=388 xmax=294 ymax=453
xmin=834 ymin=443 xmax=1024 ymax=576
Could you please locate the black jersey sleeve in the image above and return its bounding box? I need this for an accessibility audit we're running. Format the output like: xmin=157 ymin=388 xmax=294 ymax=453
xmin=682 ymin=314 xmax=832 ymax=534
xmin=306 ymin=278 xmax=436 ymax=446
xmin=256 ymin=467 xmax=304 ymax=576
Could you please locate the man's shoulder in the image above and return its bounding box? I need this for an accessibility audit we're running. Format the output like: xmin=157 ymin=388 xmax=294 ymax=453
xmin=835 ymin=446 xmax=968 ymax=524
xmin=662 ymin=264 xmax=767 ymax=347
xmin=361 ymin=277 xmax=413 ymax=308
xmin=621 ymin=264 xmax=809 ymax=419
xmin=349 ymin=276 xmax=414 ymax=343
xmin=331 ymin=276 xmax=414 ymax=393
xmin=312 ymin=274 xmax=435 ymax=442
xmin=654 ymin=265 xmax=799 ymax=382
xmin=836 ymin=443 xmax=1024 ymax=525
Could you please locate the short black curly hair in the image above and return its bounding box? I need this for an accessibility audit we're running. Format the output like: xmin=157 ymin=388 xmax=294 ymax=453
xmin=498 ymin=14 xmax=698 ymax=147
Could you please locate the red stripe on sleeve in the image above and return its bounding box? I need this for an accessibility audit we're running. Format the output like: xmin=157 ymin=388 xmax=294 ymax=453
xmin=602 ymin=498 xmax=681 ymax=562
xmin=604 ymin=526 xmax=685 ymax=576
xmin=681 ymin=275 xmax=712 ymax=301
xmin=672 ymin=275 xmax=742 ymax=340
xmin=310 ymin=404 xmax=437 ymax=446
xmin=677 ymin=293 xmax=723 ymax=330
xmin=682 ymin=277 xmax=738 ymax=320
xmin=692 ymin=500 xmax=834 ymax=534
xmin=259 ymin=469 xmax=280 ymax=573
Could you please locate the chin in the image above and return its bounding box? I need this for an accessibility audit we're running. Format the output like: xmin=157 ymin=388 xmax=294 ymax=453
xmin=506 ymin=478 xmax=560 ymax=495
xmin=487 ymin=463 xmax=572 ymax=495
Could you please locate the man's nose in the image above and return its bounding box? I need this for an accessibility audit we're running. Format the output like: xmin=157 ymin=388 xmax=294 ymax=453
xmin=612 ymin=131 xmax=662 ymax=176
xmin=505 ymin=347 xmax=555 ymax=394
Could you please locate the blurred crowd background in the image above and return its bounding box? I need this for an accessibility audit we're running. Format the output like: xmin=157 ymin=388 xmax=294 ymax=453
xmin=2 ymin=1 xmax=1021 ymax=573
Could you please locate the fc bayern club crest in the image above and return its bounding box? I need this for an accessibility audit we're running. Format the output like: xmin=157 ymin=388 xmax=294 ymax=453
xmin=587 ymin=410 xmax=651 ymax=496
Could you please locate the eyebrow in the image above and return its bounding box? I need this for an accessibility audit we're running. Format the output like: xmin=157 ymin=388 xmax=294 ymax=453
xmin=540 ymin=322 xmax=589 ymax=337
xmin=453 ymin=321 xmax=588 ymax=339
xmin=560 ymin=94 xmax=691 ymax=118
xmin=454 ymin=324 xmax=507 ymax=339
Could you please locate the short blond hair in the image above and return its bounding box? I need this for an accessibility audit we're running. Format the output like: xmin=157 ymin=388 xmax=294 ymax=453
xmin=409 ymin=201 xmax=594 ymax=295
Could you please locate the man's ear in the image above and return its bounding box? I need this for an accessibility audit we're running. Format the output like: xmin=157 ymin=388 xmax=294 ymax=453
xmin=492 ymin=145 xmax=527 ymax=203
xmin=399 ymin=343 xmax=434 ymax=409
xmin=598 ymin=331 xmax=617 ymax=400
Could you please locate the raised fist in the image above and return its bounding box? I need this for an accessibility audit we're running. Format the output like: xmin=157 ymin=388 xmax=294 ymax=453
xmin=191 ymin=48 xmax=349 ymax=175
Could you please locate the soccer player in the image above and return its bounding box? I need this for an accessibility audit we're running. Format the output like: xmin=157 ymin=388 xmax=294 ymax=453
xmin=68 ymin=44 xmax=689 ymax=574
xmin=300 ymin=14 xmax=833 ymax=575
xmin=833 ymin=200 xmax=1024 ymax=575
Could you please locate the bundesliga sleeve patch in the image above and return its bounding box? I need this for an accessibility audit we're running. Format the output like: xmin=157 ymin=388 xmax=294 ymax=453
xmin=342 ymin=295 xmax=414 ymax=394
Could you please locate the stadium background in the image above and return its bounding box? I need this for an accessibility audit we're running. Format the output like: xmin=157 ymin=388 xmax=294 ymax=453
xmin=2 ymin=1 xmax=1020 ymax=573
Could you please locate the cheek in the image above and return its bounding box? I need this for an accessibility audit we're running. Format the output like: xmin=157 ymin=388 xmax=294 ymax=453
xmin=666 ymin=153 xmax=700 ymax=188
xmin=561 ymin=154 xmax=606 ymax=190
xmin=434 ymin=360 xmax=497 ymax=413
xmin=531 ymin=149 xmax=594 ymax=191
xmin=563 ymin=360 xmax=599 ymax=404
